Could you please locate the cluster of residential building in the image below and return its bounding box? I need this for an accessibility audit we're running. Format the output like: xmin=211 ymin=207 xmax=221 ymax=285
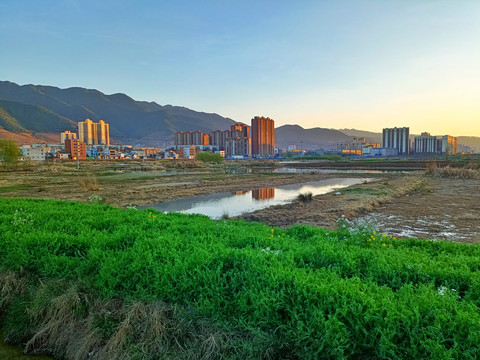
xmin=21 ymin=119 xmax=161 ymax=161
xmin=20 ymin=116 xmax=278 ymax=161
xmin=337 ymin=137 xmax=381 ymax=156
xmin=381 ymin=127 xmax=463 ymax=156
xmin=15 ymin=114 xmax=478 ymax=162
xmin=336 ymin=127 xmax=474 ymax=157
xmin=21 ymin=142 xmax=166 ymax=162
xmin=174 ymin=116 xmax=276 ymax=158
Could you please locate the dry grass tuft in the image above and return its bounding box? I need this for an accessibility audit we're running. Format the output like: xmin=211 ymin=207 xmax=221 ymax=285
xmin=78 ymin=173 xmax=100 ymax=191
xmin=0 ymin=270 xmax=26 ymax=310
xmin=2 ymin=278 xmax=230 ymax=360
xmin=432 ymin=166 xmax=480 ymax=179
xmin=426 ymin=161 xmax=480 ymax=179
xmin=344 ymin=176 xmax=431 ymax=217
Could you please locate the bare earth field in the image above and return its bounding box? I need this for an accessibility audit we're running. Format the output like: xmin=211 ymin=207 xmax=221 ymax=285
xmin=1 ymin=159 xmax=479 ymax=243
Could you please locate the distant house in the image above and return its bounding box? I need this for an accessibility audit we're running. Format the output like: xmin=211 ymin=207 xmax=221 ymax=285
xmin=57 ymin=151 xmax=70 ymax=160
xmin=86 ymin=147 xmax=99 ymax=159
xmin=21 ymin=145 xmax=46 ymax=161
xmin=102 ymin=149 xmax=117 ymax=159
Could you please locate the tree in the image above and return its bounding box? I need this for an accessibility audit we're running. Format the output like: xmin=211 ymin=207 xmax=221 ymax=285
xmin=0 ymin=139 xmax=21 ymax=170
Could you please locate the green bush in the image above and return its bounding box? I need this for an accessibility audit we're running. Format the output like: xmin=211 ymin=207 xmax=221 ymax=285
xmin=0 ymin=139 xmax=21 ymax=170
xmin=196 ymin=151 xmax=224 ymax=163
xmin=1 ymin=198 xmax=480 ymax=359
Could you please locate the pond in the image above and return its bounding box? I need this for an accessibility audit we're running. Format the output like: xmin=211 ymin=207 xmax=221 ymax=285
xmin=142 ymin=177 xmax=374 ymax=219
xmin=0 ymin=334 xmax=51 ymax=360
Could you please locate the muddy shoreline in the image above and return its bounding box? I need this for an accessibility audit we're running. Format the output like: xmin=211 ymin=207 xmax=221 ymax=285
xmin=1 ymin=159 xmax=479 ymax=243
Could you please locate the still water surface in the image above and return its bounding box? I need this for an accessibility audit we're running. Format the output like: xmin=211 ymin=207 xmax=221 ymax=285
xmin=143 ymin=178 xmax=373 ymax=219
xmin=0 ymin=334 xmax=51 ymax=360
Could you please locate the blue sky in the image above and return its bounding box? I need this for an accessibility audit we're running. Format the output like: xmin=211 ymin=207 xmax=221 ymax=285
xmin=1 ymin=1 xmax=479 ymax=136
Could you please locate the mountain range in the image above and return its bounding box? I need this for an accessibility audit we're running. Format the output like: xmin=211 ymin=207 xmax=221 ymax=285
xmin=0 ymin=81 xmax=235 ymax=146
xmin=0 ymin=81 xmax=478 ymax=150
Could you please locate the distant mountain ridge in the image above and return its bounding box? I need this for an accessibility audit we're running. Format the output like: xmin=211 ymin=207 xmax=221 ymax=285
xmin=0 ymin=81 xmax=236 ymax=146
xmin=1 ymin=81 xmax=478 ymax=150
xmin=275 ymin=124 xmax=353 ymax=150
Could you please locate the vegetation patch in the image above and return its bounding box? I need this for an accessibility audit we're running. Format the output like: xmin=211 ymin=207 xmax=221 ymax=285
xmin=342 ymin=187 xmax=389 ymax=196
xmin=1 ymin=198 xmax=480 ymax=359
xmin=297 ymin=191 xmax=313 ymax=202
xmin=426 ymin=161 xmax=480 ymax=179
xmin=196 ymin=152 xmax=224 ymax=163
xmin=0 ymin=185 xmax=33 ymax=193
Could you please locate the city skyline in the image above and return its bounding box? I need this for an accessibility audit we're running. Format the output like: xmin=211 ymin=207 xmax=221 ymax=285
xmin=1 ymin=1 xmax=479 ymax=136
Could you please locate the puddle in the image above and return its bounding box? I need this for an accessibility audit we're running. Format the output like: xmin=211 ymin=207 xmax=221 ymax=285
xmin=142 ymin=178 xmax=374 ymax=219
xmin=0 ymin=334 xmax=51 ymax=359
xmin=357 ymin=214 xmax=477 ymax=241
xmin=224 ymin=167 xmax=407 ymax=174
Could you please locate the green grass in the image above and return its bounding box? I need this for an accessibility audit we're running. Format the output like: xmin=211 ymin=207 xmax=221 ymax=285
xmin=0 ymin=185 xmax=33 ymax=193
xmin=1 ymin=198 xmax=480 ymax=359
xmin=342 ymin=187 xmax=390 ymax=196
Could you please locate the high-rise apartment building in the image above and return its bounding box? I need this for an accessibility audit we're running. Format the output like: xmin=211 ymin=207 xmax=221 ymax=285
xmin=225 ymin=123 xmax=251 ymax=157
xmin=65 ymin=138 xmax=87 ymax=160
xmin=77 ymin=119 xmax=110 ymax=145
xmin=414 ymin=132 xmax=439 ymax=154
xmin=175 ymin=123 xmax=251 ymax=157
xmin=414 ymin=133 xmax=457 ymax=155
xmin=97 ymin=120 xmax=110 ymax=146
xmin=60 ymin=131 xmax=77 ymax=144
xmin=174 ymin=131 xmax=210 ymax=146
xmin=251 ymin=116 xmax=275 ymax=157
xmin=441 ymin=135 xmax=457 ymax=155
xmin=382 ymin=127 xmax=409 ymax=155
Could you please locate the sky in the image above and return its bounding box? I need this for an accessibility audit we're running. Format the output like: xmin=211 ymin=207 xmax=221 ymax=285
xmin=1 ymin=0 xmax=479 ymax=136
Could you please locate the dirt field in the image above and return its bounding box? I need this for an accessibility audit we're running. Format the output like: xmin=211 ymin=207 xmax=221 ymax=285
xmin=0 ymin=160 xmax=331 ymax=207
xmin=1 ymin=159 xmax=479 ymax=243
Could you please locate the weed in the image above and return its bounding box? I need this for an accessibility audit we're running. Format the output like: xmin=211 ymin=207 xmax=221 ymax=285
xmin=78 ymin=173 xmax=99 ymax=192
xmin=426 ymin=161 xmax=480 ymax=179
xmin=297 ymin=192 xmax=313 ymax=202
xmin=1 ymin=198 xmax=480 ymax=359
xmin=88 ymin=195 xmax=104 ymax=205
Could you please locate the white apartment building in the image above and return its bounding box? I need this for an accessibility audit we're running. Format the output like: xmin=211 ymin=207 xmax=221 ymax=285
xmin=22 ymin=145 xmax=46 ymax=161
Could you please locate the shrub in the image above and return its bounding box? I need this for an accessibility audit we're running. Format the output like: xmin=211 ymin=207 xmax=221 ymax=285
xmin=297 ymin=192 xmax=313 ymax=202
xmin=196 ymin=152 xmax=224 ymax=163
xmin=0 ymin=139 xmax=21 ymax=171
xmin=1 ymin=198 xmax=480 ymax=359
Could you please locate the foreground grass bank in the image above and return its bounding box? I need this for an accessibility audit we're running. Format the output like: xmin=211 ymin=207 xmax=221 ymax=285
xmin=1 ymin=198 xmax=480 ymax=359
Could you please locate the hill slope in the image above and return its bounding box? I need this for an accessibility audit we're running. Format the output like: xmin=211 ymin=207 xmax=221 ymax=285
xmin=0 ymin=81 xmax=236 ymax=146
xmin=276 ymin=124 xmax=353 ymax=149
xmin=340 ymin=128 xmax=383 ymax=144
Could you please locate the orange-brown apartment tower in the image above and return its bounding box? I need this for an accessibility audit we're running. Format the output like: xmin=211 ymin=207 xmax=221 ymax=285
xmin=65 ymin=139 xmax=86 ymax=160
xmin=251 ymin=116 xmax=275 ymax=157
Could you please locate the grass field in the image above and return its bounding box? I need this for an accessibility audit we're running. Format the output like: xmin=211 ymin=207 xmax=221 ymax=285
xmin=1 ymin=197 xmax=480 ymax=359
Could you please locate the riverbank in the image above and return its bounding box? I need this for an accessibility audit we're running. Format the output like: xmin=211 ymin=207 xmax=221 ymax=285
xmin=1 ymin=159 xmax=479 ymax=242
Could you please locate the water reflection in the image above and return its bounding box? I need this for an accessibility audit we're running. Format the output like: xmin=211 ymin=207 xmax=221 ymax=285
xmin=143 ymin=178 xmax=374 ymax=219
xmin=252 ymin=188 xmax=275 ymax=200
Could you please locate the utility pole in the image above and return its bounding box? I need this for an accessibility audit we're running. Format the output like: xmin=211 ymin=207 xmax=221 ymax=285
xmin=76 ymin=142 xmax=80 ymax=170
